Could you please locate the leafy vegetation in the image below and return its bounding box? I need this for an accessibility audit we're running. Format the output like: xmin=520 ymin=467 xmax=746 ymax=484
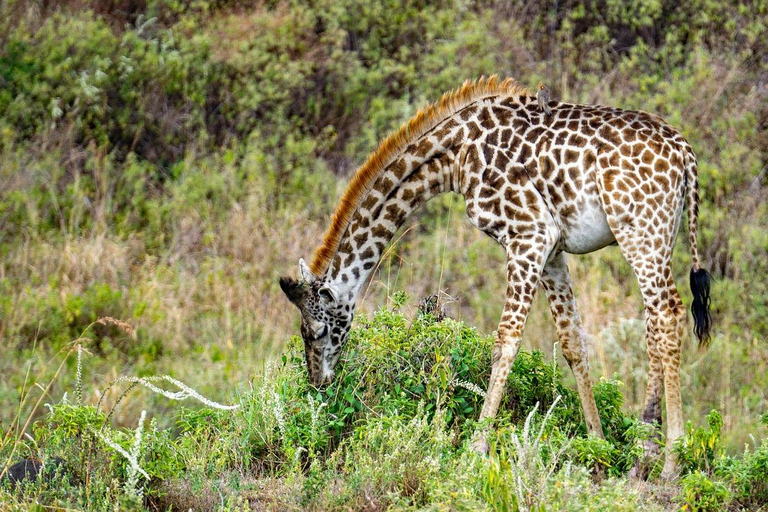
xmin=3 ymin=307 xmax=767 ymax=509
xmin=1 ymin=0 xmax=767 ymax=509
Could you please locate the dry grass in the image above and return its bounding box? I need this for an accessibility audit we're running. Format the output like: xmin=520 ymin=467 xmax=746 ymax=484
xmin=153 ymin=474 xmax=303 ymax=511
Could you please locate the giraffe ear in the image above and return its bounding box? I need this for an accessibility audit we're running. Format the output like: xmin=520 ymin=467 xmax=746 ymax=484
xmin=318 ymin=284 xmax=339 ymax=306
xmin=279 ymin=276 xmax=305 ymax=305
xmin=298 ymin=258 xmax=316 ymax=284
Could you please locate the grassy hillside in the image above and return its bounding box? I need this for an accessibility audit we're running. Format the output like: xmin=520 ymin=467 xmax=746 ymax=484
xmin=1 ymin=0 xmax=767 ymax=509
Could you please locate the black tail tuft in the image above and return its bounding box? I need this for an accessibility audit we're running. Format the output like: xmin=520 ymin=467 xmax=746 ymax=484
xmin=690 ymin=268 xmax=712 ymax=346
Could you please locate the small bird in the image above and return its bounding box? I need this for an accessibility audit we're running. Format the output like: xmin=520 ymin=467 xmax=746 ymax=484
xmin=537 ymin=83 xmax=552 ymax=116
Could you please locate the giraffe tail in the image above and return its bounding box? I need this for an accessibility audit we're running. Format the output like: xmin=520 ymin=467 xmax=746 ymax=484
xmin=684 ymin=147 xmax=712 ymax=346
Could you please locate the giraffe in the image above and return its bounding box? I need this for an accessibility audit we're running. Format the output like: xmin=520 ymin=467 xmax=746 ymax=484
xmin=279 ymin=76 xmax=712 ymax=478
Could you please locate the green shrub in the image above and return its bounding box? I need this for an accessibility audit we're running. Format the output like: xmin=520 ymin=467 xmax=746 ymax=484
xmin=679 ymin=470 xmax=732 ymax=511
xmin=6 ymin=303 xmax=768 ymax=510
xmin=721 ymin=440 xmax=768 ymax=508
xmin=282 ymin=302 xmax=594 ymax=449
xmin=675 ymin=410 xmax=725 ymax=474
xmin=571 ymin=435 xmax=619 ymax=474
xmin=309 ymin=406 xmax=454 ymax=509
xmin=11 ymin=282 xmax=128 ymax=353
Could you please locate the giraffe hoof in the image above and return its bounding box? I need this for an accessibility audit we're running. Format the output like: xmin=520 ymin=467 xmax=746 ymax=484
xmin=629 ymin=463 xmax=649 ymax=481
xmin=470 ymin=434 xmax=490 ymax=455
xmin=660 ymin=456 xmax=680 ymax=481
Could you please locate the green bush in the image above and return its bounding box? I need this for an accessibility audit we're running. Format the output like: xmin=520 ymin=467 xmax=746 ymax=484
xmin=679 ymin=470 xmax=732 ymax=512
xmin=571 ymin=435 xmax=619 ymax=474
xmin=4 ymin=304 xmax=768 ymax=509
xmin=720 ymin=441 xmax=768 ymax=508
xmin=285 ymin=301 xmax=593 ymax=447
xmin=675 ymin=410 xmax=725 ymax=474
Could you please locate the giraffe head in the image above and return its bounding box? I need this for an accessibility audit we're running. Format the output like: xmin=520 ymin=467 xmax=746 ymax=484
xmin=279 ymin=258 xmax=354 ymax=387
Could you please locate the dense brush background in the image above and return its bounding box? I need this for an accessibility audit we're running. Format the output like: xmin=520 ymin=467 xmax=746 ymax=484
xmin=1 ymin=0 xmax=767 ymax=509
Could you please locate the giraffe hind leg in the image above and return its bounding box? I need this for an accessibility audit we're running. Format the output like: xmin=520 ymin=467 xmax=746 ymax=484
xmin=611 ymin=227 xmax=687 ymax=479
xmin=629 ymin=311 xmax=665 ymax=480
xmin=596 ymin=156 xmax=688 ymax=478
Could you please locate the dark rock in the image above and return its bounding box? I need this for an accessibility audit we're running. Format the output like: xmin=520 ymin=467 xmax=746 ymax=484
xmin=4 ymin=457 xmax=66 ymax=486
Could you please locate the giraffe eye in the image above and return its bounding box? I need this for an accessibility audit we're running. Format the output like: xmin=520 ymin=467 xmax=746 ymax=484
xmin=306 ymin=324 xmax=328 ymax=342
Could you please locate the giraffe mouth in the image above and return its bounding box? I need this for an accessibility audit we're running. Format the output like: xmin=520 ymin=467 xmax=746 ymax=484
xmin=309 ymin=370 xmax=334 ymax=388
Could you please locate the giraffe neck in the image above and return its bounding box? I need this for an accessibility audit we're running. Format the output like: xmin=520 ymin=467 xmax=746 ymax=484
xmin=326 ymin=123 xmax=462 ymax=301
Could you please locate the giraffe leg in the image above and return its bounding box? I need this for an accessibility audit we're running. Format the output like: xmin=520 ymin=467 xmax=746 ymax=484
xmin=612 ymin=232 xmax=687 ymax=479
xmin=640 ymin=313 xmax=664 ymax=427
xmin=471 ymin=232 xmax=556 ymax=453
xmin=632 ymin=290 xmax=687 ymax=479
xmin=629 ymin=311 xmax=665 ymax=479
xmin=596 ymin=159 xmax=688 ymax=478
xmin=658 ymin=295 xmax=688 ymax=479
xmin=540 ymin=252 xmax=604 ymax=438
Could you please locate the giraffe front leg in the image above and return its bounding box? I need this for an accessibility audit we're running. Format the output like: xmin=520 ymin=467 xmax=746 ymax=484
xmin=470 ymin=324 xmax=525 ymax=454
xmin=471 ymin=234 xmax=554 ymax=454
xmin=540 ymin=252 xmax=604 ymax=439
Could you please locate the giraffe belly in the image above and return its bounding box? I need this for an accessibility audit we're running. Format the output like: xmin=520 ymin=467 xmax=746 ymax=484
xmin=561 ymin=202 xmax=616 ymax=254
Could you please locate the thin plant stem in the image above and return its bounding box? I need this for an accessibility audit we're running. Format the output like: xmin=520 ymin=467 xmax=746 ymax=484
xmin=0 ymin=342 xmax=78 ymax=481
xmin=1 ymin=337 xmax=87 ymax=450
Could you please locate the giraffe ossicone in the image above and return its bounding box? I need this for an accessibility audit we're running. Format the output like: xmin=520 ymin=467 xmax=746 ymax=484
xmin=279 ymin=76 xmax=712 ymax=478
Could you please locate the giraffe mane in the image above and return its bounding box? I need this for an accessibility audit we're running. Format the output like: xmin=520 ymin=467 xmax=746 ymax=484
xmin=309 ymin=75 xmax=531 ymax=277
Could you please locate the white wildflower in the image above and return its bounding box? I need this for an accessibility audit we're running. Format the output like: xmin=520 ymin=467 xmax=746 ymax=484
xmin=96 ymin=411 xmax=149 ymax=497
xmin=452 ymin=378 xmax=486 ymax=398
xmin=50 ymin=98 xmax=62 ymax=120
xmin=308 ymin=394 xmax=327 ymax=440
xmin=271 ymin=391 xmax=286 ymax=440
xmin=113 ymin=375 xmax=239 ymax=410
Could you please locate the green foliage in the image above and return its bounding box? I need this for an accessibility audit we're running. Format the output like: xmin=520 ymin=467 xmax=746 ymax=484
xmin=482 ymin=399 xmax=644 ymax=511
xmin=679 ymin=471 xmax=732 ymax=512
xmin=310 ymin=407 xmax=454 ymax=508
xmin=12 ymin=282 xmax=129 ymax=352
xmin=174 ymin=407 xmax=239 ymax=473
xmin=0 ymin=11 xmax=211 ymax=157
xmin=571 ymin=435 xmax=619 ymax=473
xmin=279 ymin=305 xmax=596 ymax=450
xmin=717 ymin=440 xmax=768 ymax=508
xmin=674 ymin=411 xmax=768 ymax=510
xmin=0 ymin=0 xmax=506 ymax=241
xmin=4 ymin=305 xmax=768 ymax=510
xmin=33 ymin=403 xmax=105 ymax=485
xmin=675 ymin=410 xmax=725 ymax=474
xmin=23 ymin=402 xmax=143 ymax=507
xmin=593 ymin=376 xmax=630 ymax=439
xmin=483 ymin=442 xmax=516 ymax=512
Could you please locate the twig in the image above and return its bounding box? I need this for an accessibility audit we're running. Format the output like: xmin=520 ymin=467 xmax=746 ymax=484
xmin=0 ymin=343 xmax=78 ymax=481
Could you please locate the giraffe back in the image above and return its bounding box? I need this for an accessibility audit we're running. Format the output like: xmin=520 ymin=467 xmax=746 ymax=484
xmin=456 ymin=97 xmax=693 ymax=255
